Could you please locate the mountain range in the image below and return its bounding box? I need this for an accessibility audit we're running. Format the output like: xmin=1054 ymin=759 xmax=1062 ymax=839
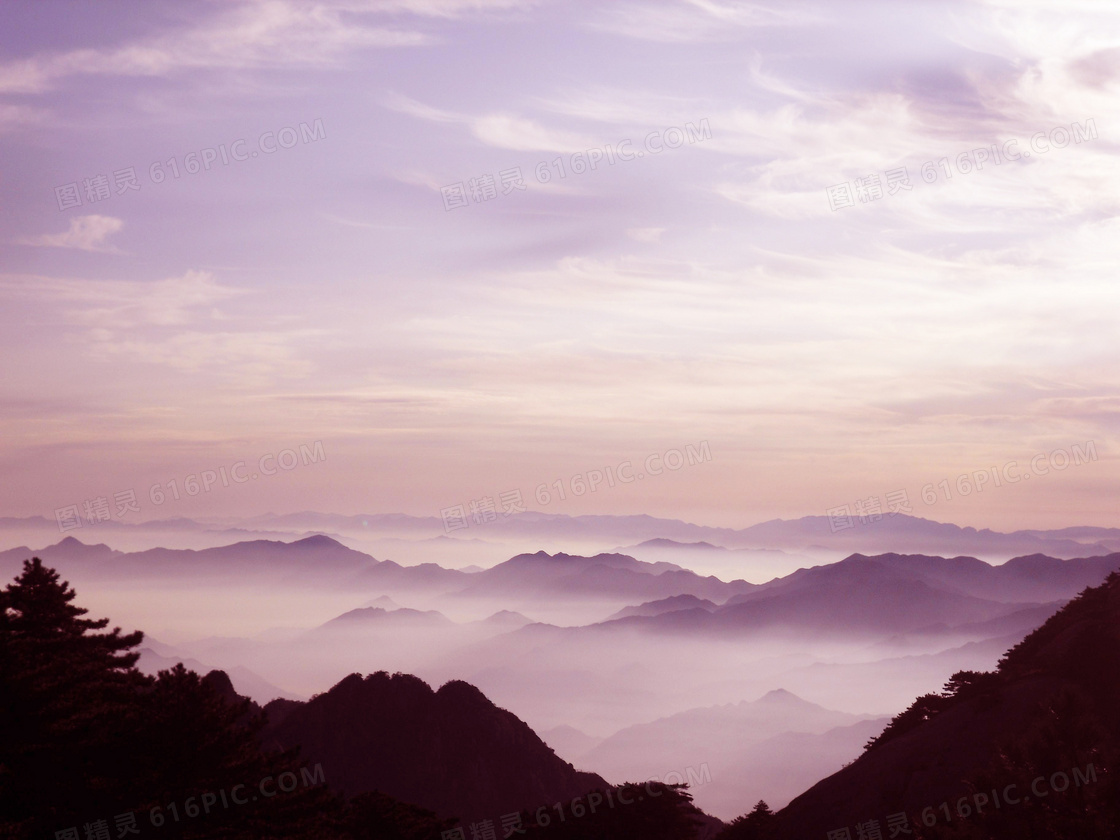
xmin=7 ymin=511 xmax=1120 ymax=565
xmin=769 ymin=571 xmax=1120 ymax=838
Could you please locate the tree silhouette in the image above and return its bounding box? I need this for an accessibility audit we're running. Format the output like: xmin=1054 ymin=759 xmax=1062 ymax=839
xmin=1 ymin=559 xmax=690 ymax=839
xmin=716 ymin=800 xmax=776 ymax=840
xmin=0 ymin=558 xmax=433 ymax=838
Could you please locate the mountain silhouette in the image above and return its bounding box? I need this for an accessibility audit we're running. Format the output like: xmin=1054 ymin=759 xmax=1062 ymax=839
xmin=770 ymin=572 xmax=1120 ymax=838
xmin=262 ymin=670 xmax=608 ymax=823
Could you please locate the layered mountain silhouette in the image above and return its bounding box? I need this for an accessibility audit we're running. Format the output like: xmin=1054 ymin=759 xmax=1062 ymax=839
xmin=2 ymin=557 xmax=721 ymax=839
xmin=601 ymin=551 xmax=1120 ymax=639
xmin=262 ymin=670 xmax=608 ymax=823
xmin=733 ymin=551 xmax=1120 ymax=603
xmin=452 ymin=550 xmax=755 ymax=602
xmin=8 ymin=510 xmax=1120 ymax=569
xmin=606 ymin=594 xmax=719 ymax=620
xmin=229 ymin=511 xmax=1120 ymax=558
xmin=8 ymin=538 xmax=1120 ymax=624
xmin=769 ymin=572 xmax=1120 ymax=838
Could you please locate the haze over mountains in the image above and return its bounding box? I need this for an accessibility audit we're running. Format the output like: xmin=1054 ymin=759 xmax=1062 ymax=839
xmin=774 ymin=571 xmax=1120 ymax=838
xmin=6 ymin=510 xmax=1120 ymax=573
xmin=6 ymin=518 xmax=1120 ymax=823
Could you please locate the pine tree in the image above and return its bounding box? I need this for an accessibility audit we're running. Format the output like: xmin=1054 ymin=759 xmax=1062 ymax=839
xmin=0 ymin=558 xmax=148 ymax=834
xmin=717 ymin=800 xmax=776 ymax=840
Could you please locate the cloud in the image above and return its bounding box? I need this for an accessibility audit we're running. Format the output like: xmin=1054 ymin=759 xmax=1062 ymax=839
xmin=0 ymin=269 xmax=319 ymax=381
xmin=19 ymin=215 xmax=125 ymax=253
xmin=588 ymin=0 xmax=819 ymax=43
xmin=0 ymin=0 xmax=431 ymax=94
xmin=0 ymin=269 xmax=243 ymax=327
xmin=385 ymin=92 xmax=595 ymax=152
xmin=469 ymin=113 xmax=593 ymax=153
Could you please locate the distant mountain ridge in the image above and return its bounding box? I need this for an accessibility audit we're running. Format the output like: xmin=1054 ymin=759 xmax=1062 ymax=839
xmin=11 ymin=539 xmax=1120 ymax=644
xmin=597 ymin=551 xmax=1120 ymax=640
xmin=6 ymin=510 xmax=1120 ymax=561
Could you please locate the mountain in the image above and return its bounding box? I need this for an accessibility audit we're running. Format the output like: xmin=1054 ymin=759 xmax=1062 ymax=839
xmin=732 ymin=550 xmax=1120 ymax=604
xmin=135 ymin=644 xmax=302 ymax=703
xmin=606 ymin=594 xmax=719 ymax=620
xmin=235 ymin=510 xmax=1120 ymax=559
xmin=772 ymin=572 xmax=1120 ymax=838
xmin=317 ymin=606 xmax=454 ymax=629
xmin=613 ymin=539 xmax=815 ymax=584
xmin=706 ymin=718 xmax=889 ymax=820
xmin=579 ymin=688 xmax=875 ymax=785
xmin=603 ymin=549 xmax=1120 ymax=641
xmin=454 ymin=550 xmax=756 ymax=602
xmin=0 ymin=534 xmax=377 ymax=581
xmin=361 ymin=594 xmax=401 ymax=609
xmin=606 ymin=557 xmax=1040 ymax=639
xmin=262 ymin=671 xmax=608 ymax=823
xmin=732 ymin=515 xmax=1118 ymax=560
xmin=541 ymin=724 xmax=604 ymax=762
xmin=8 ymin=510 xmax=1120 ymax=567
xmin=477 ymin=610 xmax=535 ymax=628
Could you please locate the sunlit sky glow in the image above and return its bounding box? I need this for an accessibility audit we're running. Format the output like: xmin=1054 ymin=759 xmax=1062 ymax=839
xmin=1 ymin=0 xmax=1118 ymax=530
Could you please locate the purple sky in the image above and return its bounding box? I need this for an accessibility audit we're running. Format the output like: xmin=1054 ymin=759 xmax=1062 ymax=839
xmin=0 ymin=0 xmax=1117 ymax=530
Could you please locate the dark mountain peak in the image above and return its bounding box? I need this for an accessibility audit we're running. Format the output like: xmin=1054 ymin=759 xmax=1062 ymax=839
xmin=315 ymin=671 xmax=365 ymax=699
xmin=201 ymin=669 xmax=240 ymax=704
xmin=265 ymin=670 xmax=606 ymax=821
xmin=56 ymin=536 xmax=87 ymax=548
xmin=435 ymin=678 xmax=491 ymax=705
xmin=363 ymin=669 xmax=435 ymax=694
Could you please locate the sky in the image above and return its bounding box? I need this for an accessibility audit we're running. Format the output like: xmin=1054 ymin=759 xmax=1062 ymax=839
xmin=0 ymin=0 xmax=1118 ymax=531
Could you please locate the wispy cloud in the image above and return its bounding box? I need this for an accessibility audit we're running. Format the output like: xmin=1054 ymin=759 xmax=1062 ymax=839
xmin=18 ymin=215 xmax=125 ymax=253
xmin=587 ymin=0 xmax=820 ymax=43
xmin=385 ymin=92 xmax=595 ymax=152
xmin=0 ymin=0 xmax=430 ymax=94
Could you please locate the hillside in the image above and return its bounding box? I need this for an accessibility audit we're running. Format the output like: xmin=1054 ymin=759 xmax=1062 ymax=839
xmin=262 ymin=670 xmax=609 ymax=823
xmin=769 ymin=572 xmax=1120 ymax=839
